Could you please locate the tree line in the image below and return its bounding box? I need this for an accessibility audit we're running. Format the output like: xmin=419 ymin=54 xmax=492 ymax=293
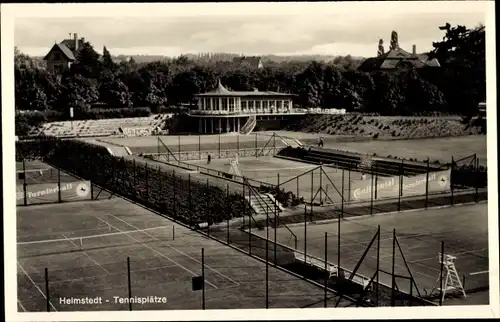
xmin=14 ymin=23 xmax=485 ymax=134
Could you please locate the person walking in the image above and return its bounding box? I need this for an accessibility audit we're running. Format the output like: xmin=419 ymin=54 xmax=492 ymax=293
xmin=207 ymin=153 xmax=212 ymax=164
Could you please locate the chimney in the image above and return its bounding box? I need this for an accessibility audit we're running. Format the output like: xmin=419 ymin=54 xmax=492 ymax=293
xmin=412 ymin=44 xmax=416 ymax=55
xmin=74 ymin=33 xmax=78 ymax=50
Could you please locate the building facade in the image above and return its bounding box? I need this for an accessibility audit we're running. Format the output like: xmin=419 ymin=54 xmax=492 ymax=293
xmin=190 ymin=81 xmax=295 ymax=134
xmin=43 ymin=33 xmax=85 ymax=73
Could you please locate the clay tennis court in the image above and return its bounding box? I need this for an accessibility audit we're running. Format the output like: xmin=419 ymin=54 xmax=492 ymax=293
xmin=185 ymin=155 xmax=370 ymax=204
xmin=17 ymin=198 xmax=355 ymax=312
xmin=250 ymin=203 xmax=489 ymax=305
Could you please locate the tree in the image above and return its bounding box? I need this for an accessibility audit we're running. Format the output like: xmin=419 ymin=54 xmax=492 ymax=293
xmin=102 ymin=46 xmax=117 ymax=74
xmin=71 ymin=42 xmax=102 ymax=79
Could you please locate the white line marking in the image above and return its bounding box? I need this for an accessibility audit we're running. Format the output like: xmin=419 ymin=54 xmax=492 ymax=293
xmin=61 ymin=233 xmax=110 ymax=274
xmin=17 ymin=225 xmax=172 ymax=245
xmin=17 ymin=299 xmax=27 ymax=312
xmin=470 ymin=270 xmax=489 ymax=276
xmin=17 ymin=262 xmax=58 ymax=312
xmin=93 ymin=216 xmax=218 ymax=289
xmin=107 ymin=214 xmax=240 ymax=287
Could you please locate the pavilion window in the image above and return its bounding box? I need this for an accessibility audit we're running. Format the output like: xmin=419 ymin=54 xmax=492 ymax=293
xmin=263 ymin=100 xmax=268 ymax=110
xmin=283 ymin=100 xmax=289 ymax=110
xmin=229 ymin=98 xmax=234 ymax=112
xmin=241 ymin=100 xmax=247 ymax=111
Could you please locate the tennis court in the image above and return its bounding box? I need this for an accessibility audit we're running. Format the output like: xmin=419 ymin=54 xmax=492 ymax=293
xmin=185 ymin=156 xmax=370 ymax=204
xmin=17 ymin=198 xmax=355 ymax=311
xmin=250 ymin=203 xmax=490 ymax=305
xmin=16 ymin=160 xmax=77 ymax=185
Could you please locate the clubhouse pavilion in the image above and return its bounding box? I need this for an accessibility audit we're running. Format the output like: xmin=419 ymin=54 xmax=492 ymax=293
xmin=190 ymin=81 xmax=297 ymax=134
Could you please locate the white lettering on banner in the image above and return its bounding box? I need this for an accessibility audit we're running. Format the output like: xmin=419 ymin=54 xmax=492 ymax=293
xmin=122 ymin=127 xmax=152 ymax=137
xmin=27 ymin=183 xmax=73 ymax=198
xmin=352 ymin=170 xmax=450 ymax=201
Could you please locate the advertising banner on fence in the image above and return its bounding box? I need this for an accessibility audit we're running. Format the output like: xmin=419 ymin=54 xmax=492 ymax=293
xmin=16 ymin=180 xmax=92 ymax=205
xmin=351 ymin=169 xmax=451 ymax=202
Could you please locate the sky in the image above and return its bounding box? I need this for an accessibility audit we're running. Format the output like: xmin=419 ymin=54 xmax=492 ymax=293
xmin=12 ymin=2 xmax=487 ymax=58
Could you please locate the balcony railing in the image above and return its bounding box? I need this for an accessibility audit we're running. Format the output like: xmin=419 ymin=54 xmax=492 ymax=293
xmin=189 ymin=107 xmax=346 ymax=115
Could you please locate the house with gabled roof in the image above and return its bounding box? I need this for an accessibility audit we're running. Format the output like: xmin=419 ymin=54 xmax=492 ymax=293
xmin=43 ymin=33 xmax=85 ymax=73
xmin=358 ymin=32 xmax=440 ymax=72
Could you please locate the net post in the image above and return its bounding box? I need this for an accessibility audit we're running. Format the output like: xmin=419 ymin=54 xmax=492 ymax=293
xmin=202 ymin=248 xmax=206 ymax=310
xmin=391 ymin=228 xmax=396 ymax=307
xmin=324 ymin=232 xmax=328 ymax=308
xmin=57 ymin=167 xmax=61 ymax=203
xmin=45 ymin=268 xmax=50 ymax=312
xmin=172 ymin=225 xmax=175 ymax=241
xmin=425 ymin=158 xmax=430 ymax=208
xmin=23 ymin=158 xmax=27 ymax=206
xmin=273 ymin=133 xmax=276 ymax=156
xmin=439 ymin=241 xmax=445 ymax=306
xmin=127 ymin=257 xmax=132 ymax=311
xmin=237 ymin=133 xmax=240 ymax=154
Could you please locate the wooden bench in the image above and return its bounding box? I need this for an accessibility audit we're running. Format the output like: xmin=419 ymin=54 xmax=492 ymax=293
xmin=294 ymin=251 xmax=371 ymax=289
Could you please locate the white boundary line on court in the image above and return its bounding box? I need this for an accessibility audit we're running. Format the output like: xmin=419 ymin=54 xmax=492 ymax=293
xmin=93 ymin=215 xmax=219 ymax=289
xmin=17 ymin=299 xmax=27 ymax=312
xmin=61 ymin=233 xmax=111 ymax=275
xmin=470 ymin=270 xmax=489 ymax=276
xmin=16 ymin=225 xmax=172 ymax=245
xmin=107 ymin=214 xmax=241 ymax=287
xmin=17 ymin=262 xmax=58 ymax=311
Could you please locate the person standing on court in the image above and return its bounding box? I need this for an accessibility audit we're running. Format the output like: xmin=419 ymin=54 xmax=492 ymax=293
xmin=207 ymin=153 xmax=211 ymax=164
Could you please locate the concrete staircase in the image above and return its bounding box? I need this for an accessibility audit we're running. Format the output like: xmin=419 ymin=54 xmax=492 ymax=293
xmin=246 ymin=193 xmax=284 ymax=215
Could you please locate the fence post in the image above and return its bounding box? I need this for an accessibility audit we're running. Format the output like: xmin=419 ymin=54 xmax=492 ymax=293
xmin=296 ymin=176 xmax=299 ymax=199
xmin=45 ymin=268 xmax=50 ymax=312
xmin=133 ymin=159 xmax=136 ymax=196
xmin=398 ymin=161 xmax=402 ymax=212
xmin=304 ymin=205 xmax=307 ymax=261
xmin=337 ymin=203 xmax=341 ymax=273
xmin=275 ymin=174 xmax=280 ymax=265
xmin=370 ymin=166 xmax=374 ymax=215
xmin=188 ymin=174 xmax=193 ymax=226
xmin=348 ymin=168 xmax=351 ymax=202
xmin=206 ymin=179 xmax=210 ymax=237
xmin=324 ymin=232 xmax=328 ymax=308
xmin=218 ymin=134 xmax=221 ymax=159
xmin=248 ymin=183 xmax=252 ymax=255
xmin=319 ymin=165 xmax=323 ymax=205
xmin=273 ymin=133 xmax=276 ymax=156
xmin=145 ymin=163 xmax=149 ymax=204
xmin=202 ymin=248 xmax=206 ymax=310
xmin=376 ymin=225 xmax=380 ymax=306
xmin=450 ymin=156 xmax=454 ymax=206
xmin=173 ymin=170 xmax=177 ymax=218
xmin=439 ymin=241 xmax=445 ymax=306
xmin=374 ymin=166 xmax=378 ymax=200
xmin=341 ymin=169 xmax=344 ymax=219
xmin=425 ymin=158 xmax=430 ymax=208
xmin=475 ymin=158 xmax=479 ymax=202
xmin=255 ymin=132 xmax=259 ymax=158
xmin=266 ymin=215 xmax=269 ymax=309
xmin=310 ymin=170 xmax=314 ymax=220
xmin=23 ymin=158 xmax=27 ymax=206
xmin=400 ymin=160 xmax=404 ymax=197
xmin=391 ymin=229 xmax=396 ymax=307
xmin=198 ymin=135 xmax=201 ymax=160
xmin=127 ymin=257 xmax=132 ymax=311
xmin=227 ymin=184 xmax=230 ymax=244
xmin=57 ymin=167 xmax=61 ymax=203
xmin=178 ymin=135 xmax=181 ymax=159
